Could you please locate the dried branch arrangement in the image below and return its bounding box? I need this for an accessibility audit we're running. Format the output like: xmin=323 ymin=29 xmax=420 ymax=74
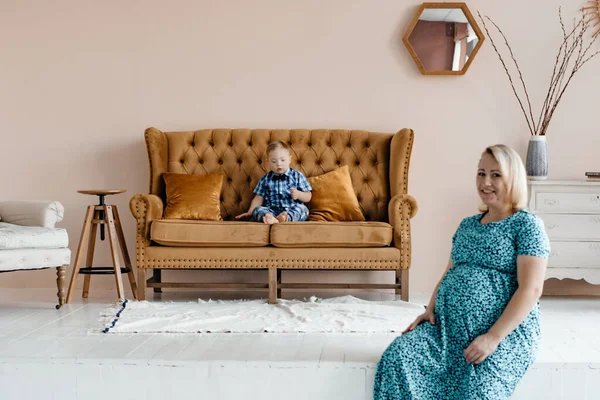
xmin=478 ymin=7 xmax=600 ymax=136
xmin=583 ymin=0 xmax=600 ymax=37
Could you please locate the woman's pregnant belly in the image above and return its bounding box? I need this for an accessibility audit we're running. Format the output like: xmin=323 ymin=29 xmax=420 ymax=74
xmin=435 ymin=264 xmax=518 ymax=338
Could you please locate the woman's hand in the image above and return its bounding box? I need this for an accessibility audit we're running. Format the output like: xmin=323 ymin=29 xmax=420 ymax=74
xmin=402 ymin=309 xmax=435 ymax=334
xmin=235 ymin=211 xmax=251 ymax=219
xmin=464 ymin=333 xmax=500 ymax=364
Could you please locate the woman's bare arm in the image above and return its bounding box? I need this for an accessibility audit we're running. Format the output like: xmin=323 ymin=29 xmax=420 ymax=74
xmin=426 ymin=256 xmax=453 ymax=310
xmin=487 ymin=255 xmax=547 ymax=341
xmin=403 ymin=256 xmax=453 ymax=333
xmin=464 ymin=255 xmax=547 ymax=364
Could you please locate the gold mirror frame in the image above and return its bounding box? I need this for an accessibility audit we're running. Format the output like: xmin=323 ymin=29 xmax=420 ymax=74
xmin=403 ymin=2 xmax=485 ymax=75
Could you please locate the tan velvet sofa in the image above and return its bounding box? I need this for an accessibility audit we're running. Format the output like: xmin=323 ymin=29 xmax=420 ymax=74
xmin=130 ymin=128 xmax=418 ymax=303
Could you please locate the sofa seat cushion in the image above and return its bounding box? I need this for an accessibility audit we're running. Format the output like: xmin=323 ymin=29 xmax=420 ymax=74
xmin=151 ymin=220 xmax=270 ymax=247
xmin=0 ymin=222 xmax=69 ymax=250
xmin=270 ymin=221 xmax=393 ymax=248
xmin=0 ymin=248 xmax=71 ymax=271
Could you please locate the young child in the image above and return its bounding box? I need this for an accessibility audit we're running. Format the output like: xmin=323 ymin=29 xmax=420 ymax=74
xmin=236 ymin=141 xmax=312 ymax=224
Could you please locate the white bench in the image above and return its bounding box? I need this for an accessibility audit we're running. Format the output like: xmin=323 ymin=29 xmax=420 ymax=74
xmin=0 ymin=201 xmax=71 ymax=308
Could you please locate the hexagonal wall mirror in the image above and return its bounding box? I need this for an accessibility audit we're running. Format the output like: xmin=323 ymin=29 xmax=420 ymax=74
xmin=403 ymin=2 xmax=485 ymax=75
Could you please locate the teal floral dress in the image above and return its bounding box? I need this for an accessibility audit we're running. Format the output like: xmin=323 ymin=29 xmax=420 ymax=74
xmin=374 ymin=210 xmax=550 ymax=399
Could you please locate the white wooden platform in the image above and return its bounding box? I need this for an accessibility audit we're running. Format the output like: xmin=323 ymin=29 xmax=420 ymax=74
xmin=0 ymin=289 xmax=598 ymax=400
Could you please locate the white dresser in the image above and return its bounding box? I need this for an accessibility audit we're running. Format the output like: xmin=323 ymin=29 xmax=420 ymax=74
xmin=528 ymin=180 xmax=600 ymax=284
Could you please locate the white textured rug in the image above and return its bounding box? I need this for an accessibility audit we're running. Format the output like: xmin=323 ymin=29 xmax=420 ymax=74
xmin=99 ymin=296 xmax=424 ymax=334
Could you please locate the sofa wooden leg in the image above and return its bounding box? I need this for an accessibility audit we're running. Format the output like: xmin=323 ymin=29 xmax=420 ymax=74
xmin=138 ymin=269 xmax=147 ymax=301
xmin=153 ymin=269 xmax=162 ymax=293
xmin=276 ymin=269 xmax=282 ymax=299
xmin=396 ymin=269 xmax=409 ymax=301
xmin=268 ymin=268 xmax=277 ymax=304
xmin=56 ymin=266 xmax=67 ymax=309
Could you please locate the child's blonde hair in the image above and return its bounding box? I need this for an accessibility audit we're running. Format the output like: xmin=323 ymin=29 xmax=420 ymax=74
xmin=266 ymin=141 xmax=291 ymax=156
xmin=479 ymin=144 xmax=528 ymax=212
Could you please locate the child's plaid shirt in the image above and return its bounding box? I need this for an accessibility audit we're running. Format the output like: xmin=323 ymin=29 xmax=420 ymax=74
xmin=253 ymin=168 xmax=312 ymax=211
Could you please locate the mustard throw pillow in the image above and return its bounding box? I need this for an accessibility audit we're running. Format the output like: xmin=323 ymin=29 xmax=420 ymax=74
xmin=307 ymin=165 xmax=365 ymax=222
xmin=163 ymin=173 xmax=224 ymax=220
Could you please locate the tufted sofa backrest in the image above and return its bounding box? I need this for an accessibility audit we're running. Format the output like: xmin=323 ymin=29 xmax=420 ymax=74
xmin=145 ymin=128 xmax=414 ymax=222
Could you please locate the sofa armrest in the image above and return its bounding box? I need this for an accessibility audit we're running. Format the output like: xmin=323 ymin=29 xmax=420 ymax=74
xmin=0 ymin=201 xmax=64 ymax=228
xmin=129 ymin=194 xmax=164 ymax=246
xmin=388 ymin=194 xmax=418 ymax=269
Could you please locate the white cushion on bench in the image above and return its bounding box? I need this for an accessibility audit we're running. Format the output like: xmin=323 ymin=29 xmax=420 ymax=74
xmin=0 ymin=248 xmax=71 ymax=271
xmin=0 ymin=222 xmax=69 ymax=250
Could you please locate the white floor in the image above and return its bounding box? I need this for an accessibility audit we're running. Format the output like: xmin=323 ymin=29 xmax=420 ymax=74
xmin=0 ymin=288 xmax=599 ymax=400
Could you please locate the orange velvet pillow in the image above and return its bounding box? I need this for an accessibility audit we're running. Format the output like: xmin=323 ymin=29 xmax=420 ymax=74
xmin=307 ymin=165 xmax=365 ymax=222
xmin=163 ymin=173 xmax=224 ymax=220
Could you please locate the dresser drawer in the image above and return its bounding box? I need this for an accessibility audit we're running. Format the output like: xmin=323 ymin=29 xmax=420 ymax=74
xmin=548 ymin=241 xmax=600 ymax=267
xmin=536 ymin=192 xmax=600 ymax=213
xmin=538 ymin=214 xmax=600 ymax=240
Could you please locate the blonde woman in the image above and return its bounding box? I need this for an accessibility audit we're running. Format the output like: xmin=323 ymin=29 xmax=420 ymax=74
xmin=374 ymin=145 xmax=550 ymax=399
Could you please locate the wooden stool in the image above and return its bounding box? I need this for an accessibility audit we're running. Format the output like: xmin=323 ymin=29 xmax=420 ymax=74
xmin=66 ymin=190 xmax=138 ymax=303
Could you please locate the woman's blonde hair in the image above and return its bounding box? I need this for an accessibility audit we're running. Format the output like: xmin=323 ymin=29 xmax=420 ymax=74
xmin=479 ymin=144 xmax=528 ymax=212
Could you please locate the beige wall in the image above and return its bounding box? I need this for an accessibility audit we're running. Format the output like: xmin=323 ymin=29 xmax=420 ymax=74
xmin=2 ymin=0 xmax=600 ymax=296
